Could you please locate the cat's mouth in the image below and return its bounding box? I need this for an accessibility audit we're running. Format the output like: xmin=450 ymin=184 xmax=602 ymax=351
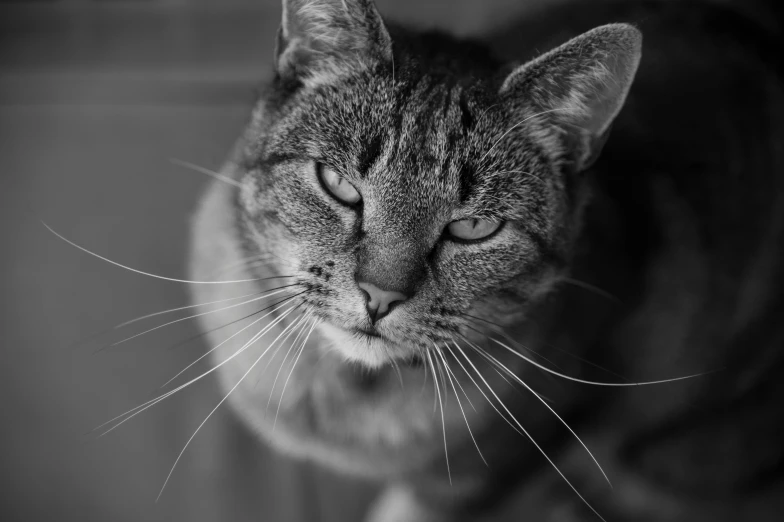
xmin=317 ymin=320 xmax=426 ymax=369
xmin=352 ymin=326 xmax=382 ymax=338
xmin=349 ymin=327 xmax=427 ymax=368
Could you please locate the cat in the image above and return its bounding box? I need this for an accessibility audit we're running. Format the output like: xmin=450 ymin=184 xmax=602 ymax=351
xmin=188 ymin=0 xmax=784 ymax=520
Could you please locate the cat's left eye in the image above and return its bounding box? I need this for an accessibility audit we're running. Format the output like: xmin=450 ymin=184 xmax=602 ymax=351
xmin=447 ymin=218 xmax=502 ymax=241
xmin=317 ymin=163 xmax=361 ymax=205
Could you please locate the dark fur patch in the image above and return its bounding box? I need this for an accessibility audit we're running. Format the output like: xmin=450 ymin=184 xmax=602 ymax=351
xmin=357 ymin=134 xmax=385 ymax=177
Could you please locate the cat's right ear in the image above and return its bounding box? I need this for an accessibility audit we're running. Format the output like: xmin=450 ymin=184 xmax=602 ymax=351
xmin=500 ymin=24 xmax=642 ymax=172
xmin=275 ymin=0 xmax=392 ymax=85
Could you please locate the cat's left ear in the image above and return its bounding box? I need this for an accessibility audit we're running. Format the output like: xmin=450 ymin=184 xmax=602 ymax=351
xmin=275 ymin=0 xmax=392 ymax=85
xmin=500 ymin=24 xmax=642 ymax=172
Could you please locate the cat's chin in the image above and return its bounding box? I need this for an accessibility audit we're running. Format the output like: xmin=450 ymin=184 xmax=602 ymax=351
xmin=316 ymin=321 xmax=414 ymax=370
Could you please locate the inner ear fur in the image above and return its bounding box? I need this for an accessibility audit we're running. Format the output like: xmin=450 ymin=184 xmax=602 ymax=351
xmin=500 ymin=23 xmax=642 ymax=171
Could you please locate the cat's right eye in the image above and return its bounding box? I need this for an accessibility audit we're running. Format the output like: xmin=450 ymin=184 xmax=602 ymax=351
xmin=447 ymin=218 xmax=502 ymax=242
xmin=317 ymin=163 xmax=361 ymax=206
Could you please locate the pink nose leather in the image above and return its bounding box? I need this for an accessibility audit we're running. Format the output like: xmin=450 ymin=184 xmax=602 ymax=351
xmin=357 ymin=281 xmax=408 ymax=324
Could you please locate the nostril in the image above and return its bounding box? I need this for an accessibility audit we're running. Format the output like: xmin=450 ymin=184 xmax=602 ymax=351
xmin=384 ymin=298 xmax=405 ymax=316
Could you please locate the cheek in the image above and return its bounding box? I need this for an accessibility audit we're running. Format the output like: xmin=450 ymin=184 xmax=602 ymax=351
xmin=269 ymin=172 xmax=359 ymax=244
xmin=434 ymin=242 xmax=529 ymax=301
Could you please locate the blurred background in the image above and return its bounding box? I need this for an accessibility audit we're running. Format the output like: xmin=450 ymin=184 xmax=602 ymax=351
xmin=0 ymin=0 xmax=569 ymax=521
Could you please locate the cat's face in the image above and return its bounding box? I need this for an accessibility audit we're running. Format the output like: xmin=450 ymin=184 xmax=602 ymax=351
xmin=239 ymin=72 xmax=566 ymax=368
xmin=235 ymin=0 xmax=640 ymax=370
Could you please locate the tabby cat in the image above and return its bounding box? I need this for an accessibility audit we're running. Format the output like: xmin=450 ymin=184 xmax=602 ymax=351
xmin=188 ymin=0 xmax=784 ymax=520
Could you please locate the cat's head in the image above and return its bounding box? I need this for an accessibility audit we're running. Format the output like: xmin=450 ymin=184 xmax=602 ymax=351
xmin=237 ymin=0 xmax=641 ymax=369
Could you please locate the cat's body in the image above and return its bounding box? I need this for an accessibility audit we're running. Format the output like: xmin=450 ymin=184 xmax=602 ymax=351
xmin=189 ymin=0 xmax=784 ymax=520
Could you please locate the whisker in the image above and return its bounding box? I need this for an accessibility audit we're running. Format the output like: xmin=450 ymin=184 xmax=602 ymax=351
xmin=462 ymin=314 xmax=631 ymax=382
xmin=155 ymin=305 xmax=299 ymax=501
xmin=258 ymin=309 xmax=312 ymax=389
xmin=427 ymin=350 xmax=439 ymax=414
xmin=434 ymin=348 xmax=449 ymax=408
xmin=426 ymin=349 xmax=451 ymax=485
xmin=273 ymin=318 xmax=318 ymax=430
xmin=443 ymin=350 xmax=477 ymax=412
xmin=212 ymin=258 xmax=276 ymax=279
xmin=265 ymin=311 xmax=312 ymax=412
xmin=451 ymin=341 xmax=608 ymax=522
xmin=449 ymin=341 xmax=524 ymax=438
xmin=489 ymin=337 xmax=713 ymax=387
xmin=420 ymin=352 xmax=430 ymax=396
xmin=464 ymin=337 xmax=611 ymax=488
xmin=161 ymin=293 xmax=308 ymax=354
xmin=246 ymin=308 xmax=309 ymax=396
xmin=105 ymin=286 xmax=299 ymax=350
xmin=463 ymin=313 xmax=627 ymax=381
xmin=43 ymin=222 xmax=272 ymax=285
xmin=436 ymin=345 xmax=486 ymax=466
xmin=389 ymin=353 xmax=404 ymax=390
xmin=460 ymin=314 xmax=561 ymax=369
xmin=169 ymin=157 xmax=243 ymax=188
xmin=115 ymin=285 xmax=290 ymax=329
xmin=560 ymin=277 xmax=621 ymax=304
xmin=212 ymin=252 xmax=300 ymax=277
xmin=107 ymin=305 xmax=300 ymax=436
xmin=161 ymin=292 xmax=309 ymax=389
xmin=95 ymin=299 xmax=303 ymax=434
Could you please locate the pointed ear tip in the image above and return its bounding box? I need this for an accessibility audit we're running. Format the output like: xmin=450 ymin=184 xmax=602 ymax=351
xmin=599 ymin=23 xmax=643 ymax=53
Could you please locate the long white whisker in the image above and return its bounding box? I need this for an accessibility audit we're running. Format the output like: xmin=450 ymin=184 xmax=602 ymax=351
xmin=389 ymin=353 xmax=404 ymax=390
xmin=115 ymin=288 xmax=276 ymax=329
xmin=96 ymin=300 xmax=302 ymax=434
xmin=212 ymin=258 xmax=275 ymax=278
xmin=461 ymin=317 xmax=563 ymax=371
xmin=466 ymin=338 xmax=611 ymax=488
xmin=436 ymin=345 xmax=486 ymax=466
xmin=209 ymin=253 xmax=275 ymax=277
xmin=428 ymin=350 xmax=439 ymax=414
xmin=43 ymin=222 xmax=270 ymax=285
xmin=439 ymin=344 xmax=477 ymax=412
xmin=109 ymin=287 xmax=297 ymax=348
xmin=71 ymin=288 xmax=284 ymax=353
xmin=452 ymin=342 xmax=607 ymax=522
xmin=259 ymin=309 xmax=312 ymax=387
xmin=247 ymin=308 xmax=309 ymax=391
xmin=449 ymin=342 xmax=524 ymax=437
xmin=420 ymin=354 xmax=430 ymax=396
xmin=435 ymin=349 xmax=449 ymax=408
xmin=212 ymin=252 xmax=300 ymax=277
xmin=560 ymin=277 xmax=621 ymax=304
xmin=427 ymin=349 xmax=451 ymax=485
xmin=464 ymin=316 xmax=628 ymax=384
xmin=162 ymin=294 xmax=308 ymax=389
xmin=273 ymin=318 xmax=318 ymax=430
xmin=264 ymin=313 xmax=311 ymax=413
xmin=489 ymin=337 xmax=712 ymax=386
xmin=103 ymin=306 xmax=299 ymax=437
xmin=155 ymin=308 xmax=294 ymax=502
xmin=169 ymin=158 xmax=243 ymax=188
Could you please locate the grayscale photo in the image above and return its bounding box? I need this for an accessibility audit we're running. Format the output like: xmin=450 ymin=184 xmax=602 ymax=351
xmin=2 ymin=0 xmax=783 ymax=521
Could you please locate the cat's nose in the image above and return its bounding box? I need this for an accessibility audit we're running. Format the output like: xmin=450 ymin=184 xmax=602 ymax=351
xmin=357 ymin=280 xmax=408 ymax=324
